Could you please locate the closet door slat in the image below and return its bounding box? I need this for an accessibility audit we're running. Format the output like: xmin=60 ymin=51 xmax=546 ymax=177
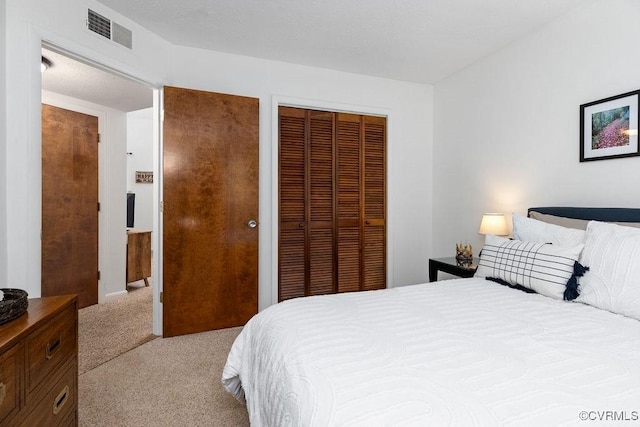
xmin=337 ymin=227 xmax=361 ymax=293
xmin=309 ymin=228 xmax=334 ymax=295
xmin=308 ymin=111 xmax=336 ymax=295
xmin=279 ymin=107 xmax=307 ymax=301
xmin=336 ymin=113 xmax=363 ymax=292
xmin=337 ymin=114 xmax=361 ymax=221
xmin=363 ymin=116 xmax=386 ymax=291
xmin=364 ymin=117 xmax=386 ymax=220
xmin=363 ymin=226 xmax=385 ymax=290
xmin=279 ymin=227 xmax=306 ymax=300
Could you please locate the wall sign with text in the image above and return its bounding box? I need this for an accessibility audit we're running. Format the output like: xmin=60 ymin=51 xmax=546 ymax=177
xmin=135 ymin=171 xmax=153 ymax=183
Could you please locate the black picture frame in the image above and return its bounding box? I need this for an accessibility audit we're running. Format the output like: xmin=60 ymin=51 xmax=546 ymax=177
xmin=579 ymin=90 xmax=640 ymax=162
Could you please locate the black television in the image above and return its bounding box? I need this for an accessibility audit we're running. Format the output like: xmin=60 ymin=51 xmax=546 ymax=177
xmin=126 ymin=193 xmax=135 ymax=228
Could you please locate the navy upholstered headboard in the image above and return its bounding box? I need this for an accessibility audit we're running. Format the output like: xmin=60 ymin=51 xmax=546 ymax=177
xmin=528 ymin=207 xmax=640 ymax=223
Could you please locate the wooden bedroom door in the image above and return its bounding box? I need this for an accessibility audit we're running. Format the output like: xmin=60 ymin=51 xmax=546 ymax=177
xmin=162 ymin=86 xmax=259 ymax=337
xmin=41 ymin=104 xmax=99 ymax=308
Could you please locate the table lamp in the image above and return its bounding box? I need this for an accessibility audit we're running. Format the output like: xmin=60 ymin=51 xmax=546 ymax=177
xmin=478 ymin=213 xmax=509 ymax=236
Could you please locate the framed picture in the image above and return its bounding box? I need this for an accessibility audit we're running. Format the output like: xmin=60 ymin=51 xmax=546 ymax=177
xmin=580 ymin=90 xmax=640 ymax=162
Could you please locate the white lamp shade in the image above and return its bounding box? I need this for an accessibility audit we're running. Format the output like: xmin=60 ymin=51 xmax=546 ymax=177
xmin=479 ymin=213 xmax=508 ymax=236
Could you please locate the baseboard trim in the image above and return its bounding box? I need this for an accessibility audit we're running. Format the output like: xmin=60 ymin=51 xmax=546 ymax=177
xmin=104 ymin=290 xmax=128 ymax=303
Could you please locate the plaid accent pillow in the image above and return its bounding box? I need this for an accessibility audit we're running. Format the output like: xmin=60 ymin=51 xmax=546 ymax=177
xmin=475 ymin=235 xmax=584 ymax=300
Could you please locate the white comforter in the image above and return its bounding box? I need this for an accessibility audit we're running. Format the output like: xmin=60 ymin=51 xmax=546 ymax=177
xmin=222 ymin=278 xmax=640 ymax=426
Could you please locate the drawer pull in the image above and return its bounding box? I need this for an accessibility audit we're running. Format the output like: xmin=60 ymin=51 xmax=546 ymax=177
xmin=0 ymin=382 xmax=5 ymax=406
xmin=53 ymin=385 xmax=69 ymax=415
xmin=46 ymin=336 xmax=62 ymax=360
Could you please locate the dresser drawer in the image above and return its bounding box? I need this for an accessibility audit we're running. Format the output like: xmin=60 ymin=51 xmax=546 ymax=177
xmin=25 ymin=303 xmax=77 ymax=395
xmin=0 ymin=296 xmax=78 ymax=426
xmin=19 ymin=361 xmax=77 ymax=427
xmin=62 ymin=411 xmax=76 ymax=427
xmin=0 ymin=344 xmax=22 ymax=424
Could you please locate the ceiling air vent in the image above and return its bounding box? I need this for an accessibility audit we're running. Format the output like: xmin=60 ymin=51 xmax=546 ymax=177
xmin=87 ymin=9 xmax=133 ymax=49
xmin=112 ymin=22 xmax=133 ymax=49
xmin=88 ymin=9 xmax=111 ymax=39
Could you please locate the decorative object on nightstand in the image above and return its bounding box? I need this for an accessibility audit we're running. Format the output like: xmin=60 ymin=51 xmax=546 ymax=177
xmin=430 ymin=213 xmax=508 ymax=282
xmin=455 ymin=242 xmax=473 ymax=261
xmin=429 ymin=257 xmax=479 ymax=282
xmin=478 ymin=213 xmax=509 ymax=236
xmin=456 ymin=258 xmax=475 ymax=269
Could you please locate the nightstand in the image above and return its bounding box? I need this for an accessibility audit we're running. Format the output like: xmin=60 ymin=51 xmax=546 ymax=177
xmin=429 ymin=257 xmax=479 ymax=282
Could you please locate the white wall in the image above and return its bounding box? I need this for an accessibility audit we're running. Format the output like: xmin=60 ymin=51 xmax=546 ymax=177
xmin=0 ymin=0 xmax=7 ymax=286
xmin=4 ymin=0 xmax=434 ymax=322
xmin=42 ymin=90 xmax=128 ymax=300
xmin=126 ymin=108 xmax=154 ymax=231
xmin=433 ymin=0 xmax=640 ymax=257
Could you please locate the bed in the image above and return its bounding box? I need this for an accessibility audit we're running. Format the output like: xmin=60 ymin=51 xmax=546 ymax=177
xmin=222 ymin=207 xmax=640 ymax=426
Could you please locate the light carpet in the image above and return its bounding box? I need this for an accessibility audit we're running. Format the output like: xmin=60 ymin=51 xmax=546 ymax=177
xmin=78 ymin=281 xmax=156 ymax=374
xmin=78 ymin=326 xmax=249 ymax=426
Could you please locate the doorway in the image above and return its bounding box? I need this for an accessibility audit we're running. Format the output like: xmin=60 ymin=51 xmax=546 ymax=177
xmin=41 ymin=44 xmax=157 ymax=369
xmin=41 ymin=45 xmax=154 ymax=302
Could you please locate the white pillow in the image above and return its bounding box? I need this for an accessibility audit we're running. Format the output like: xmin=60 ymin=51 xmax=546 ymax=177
xmin=576 ymin=221 xmax=640 ymax=320
xmin=512 ymin=213 xmax=586 ymax=247
xmin=475 ymin=234 xmax=584 ymax=300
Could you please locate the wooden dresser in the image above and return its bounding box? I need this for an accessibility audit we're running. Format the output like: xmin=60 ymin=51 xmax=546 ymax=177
xmin=0 ymin=295 xmax=78 ymax=426
xmin=127 ymin=229 xmax=152 ymax=286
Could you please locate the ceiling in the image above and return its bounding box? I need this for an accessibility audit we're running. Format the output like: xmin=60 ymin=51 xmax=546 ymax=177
xmin=96 ymin=0 xmax=588 ymax=84
xmin=41 ymin=47 xmax=153 ymax=112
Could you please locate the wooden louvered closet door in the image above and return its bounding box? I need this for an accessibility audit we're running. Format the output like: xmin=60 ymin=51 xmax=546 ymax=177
xmin=336 ymin=114 xmax=362 ymax=293
xmin=362 ymin=115 xmax=386 ymax=290
xmin=279 ymin=107 xmax=386 ymax=301
xmin=279 ymin=108 xmax=306 ymax=300
xmin=308 ymin=111 xmax=335 ymax=296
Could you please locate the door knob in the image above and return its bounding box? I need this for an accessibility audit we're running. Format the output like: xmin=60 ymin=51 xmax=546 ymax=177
xmin=248 ymin=220 xmax=257 ymax=228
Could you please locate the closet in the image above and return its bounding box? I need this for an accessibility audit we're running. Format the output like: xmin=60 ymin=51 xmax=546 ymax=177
xmin=278 ymin=106 xmax=386 ymax=301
